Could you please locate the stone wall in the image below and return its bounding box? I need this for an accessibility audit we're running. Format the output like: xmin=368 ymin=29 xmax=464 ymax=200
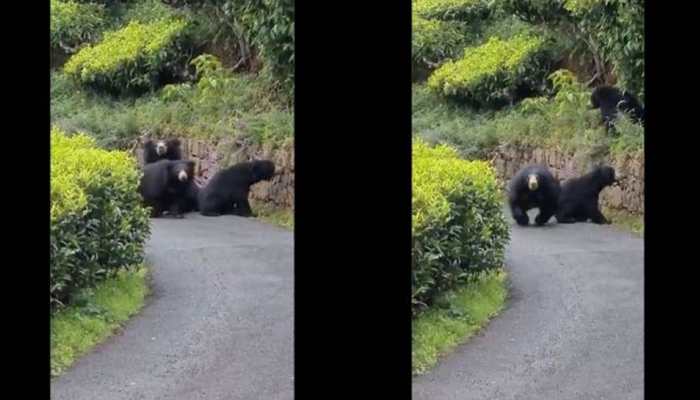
xmin=489 ymin=144 xmax=644 ymax=214
xmin=134 ymin=138 xmax=294 ymax=209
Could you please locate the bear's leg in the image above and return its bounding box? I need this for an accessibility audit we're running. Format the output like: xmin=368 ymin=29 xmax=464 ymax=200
xmin=201 ymin=210 xmax=222 ymax=217
xmin=556 ymin=201 xmax=582 ymax=223
xmin=588 ymin=203 xmax=610 ymax=224
xmin=149 ymin=204 xmax=163 ymax=218
xmin=168 ymin=202 xmax=185 ymax=219
xmin=200 ymin=194 xmax=224 ymax=216
xmin=555 ymin=211 xmax=577 ymax=223
xmin=535 ymin=207 xmax=555 ymax=226
xmin=232 ymin=198 xmax=255 ymax=217
xmin=200 ymin=203 xmax=222 ymax=216
xmin=511 ymin=204 xmax=529 ymax=226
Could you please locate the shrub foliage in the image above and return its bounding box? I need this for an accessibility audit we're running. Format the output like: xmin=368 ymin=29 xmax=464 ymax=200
xmin=51 ymin=127 xmax=150 ymax=309
xmin=64 ymin=18 xmax=192 ymax=95
xmin=412 ymin=139 xmax=509 ymax=313
xmin=51 ymin=0 xmax=107 ymax=51
xmin=427 ymin=34 xmax=553 ymax=107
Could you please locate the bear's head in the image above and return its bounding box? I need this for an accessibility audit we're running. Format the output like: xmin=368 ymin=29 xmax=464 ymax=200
xmin=250 ymin=160 xmax=276 ymax=183
xmin=169 ymin=160 xmax=195 ymax=183
xmin=154 ymin=138 xmax=181 ymax=156
xmin=592 ymin=165 xmax=616 ymax=188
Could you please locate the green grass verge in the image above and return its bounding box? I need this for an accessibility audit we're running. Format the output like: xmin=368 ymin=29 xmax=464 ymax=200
xmin=51 ymin=67 xmax=293 ymax=149
xmin=51 ymin=266 xmax=150 ymax=378
xmin=254 ymin=202 xmax=294 ymax=230
xmin=603 ymin=207 xmax=644 ymax=237
xmin=412 ymin=269 xmax=508 ymax=375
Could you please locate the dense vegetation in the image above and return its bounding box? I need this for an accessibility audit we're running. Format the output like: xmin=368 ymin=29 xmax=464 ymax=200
xmin=412 ymin=0 xmax=644 ymax=158
xmin=427 ymin=34 xmax=554 ymax=107
xmin=412 ymin=140 xmax=509 ymax=314
xmin=51 ymin=0 xmax=107 ymax=51
xmin=51 ymin=0 xmax=294 ymax=149
xmin=414 ymin=69 xmax=643 ymax=160
xmin=51 ymin=127 xmax=150 ymax=309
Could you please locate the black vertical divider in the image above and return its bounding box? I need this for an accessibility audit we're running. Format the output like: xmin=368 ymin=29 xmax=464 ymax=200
xmin=295 ymin=1 xmax=412 ymax=398
xmin=645 ymin=1 xmax=700 ymax=396
xmin=644 ymin=0 xmax=696 ymax=397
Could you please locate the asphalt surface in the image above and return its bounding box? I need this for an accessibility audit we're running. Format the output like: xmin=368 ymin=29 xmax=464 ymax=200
xmin=51 ymin=214 xmax=294 ymax=400
xmin=413 ymin=208 xmax=644 ymax=400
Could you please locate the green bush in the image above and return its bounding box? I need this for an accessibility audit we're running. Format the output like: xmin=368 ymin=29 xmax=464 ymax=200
xmin=51 ymin=127 xmax=150 ymax=309
xmin=427 ymin=34 xmax=554 ymax=108
xmin=414 ymin=0 xmax=490 ymax=21
xmin=412 ymin=139 xmax=509 ymax=313
xmin=120 ymin=0 xmax=179 ymax=23
xmin=428 ymin=34 xmax=551 ymax=107
xmin=64 ymin=18 xmax=192 ymax=95
xmin=51 ymin=0 xmax=107 ymax=51
xmin=497 ymin=0 xmax=568 ymax=24
xmin=412 ymin=14 xmax=470 ymax=73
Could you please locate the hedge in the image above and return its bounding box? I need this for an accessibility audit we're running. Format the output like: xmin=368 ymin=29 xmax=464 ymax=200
xmin=64 ymin=18 xmax=191 ymax=95
xmin=412 ymin=14 xmax=469 ymax=73
xmin=427 ymin=34 xmax=553 ymax=108
xmin=412 ymin=139 xmax=509 ymax=313
xmin=50 ymin=0 xmax=106 ymax=51
xmin=413 ymin=0 xmax=490 ymax=22
xmin=51 ymin=127 xmax=150 ymax=308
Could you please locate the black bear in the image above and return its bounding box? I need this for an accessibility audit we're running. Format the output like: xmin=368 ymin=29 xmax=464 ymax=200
xmin=143 ymin=138 xmax=183 ymax=164
xmin=590 ymin=86 xmax=645 ymax=131
xmin=138 ymin=159 xmax=196 ymax=218
xmin=555 ymin=165 xmax=617 ymax=224
xmin=508 ymin=164 xmax=561 ymax=226
xmin=199 ymin=160 xmax=276 ymax=217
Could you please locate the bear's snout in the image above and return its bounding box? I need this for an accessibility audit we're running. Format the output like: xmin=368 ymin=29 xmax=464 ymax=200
xmin=156 ymin=141 xmax=167 ymax=155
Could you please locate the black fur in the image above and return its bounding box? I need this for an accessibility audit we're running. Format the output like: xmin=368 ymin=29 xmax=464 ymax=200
xmin=143 ymin=139 xmax=183 ymax=164
xmin=138 ymin=159 xmax=195 ymax=218
xmin=590 ymin=86 xmax=645 ymax=131
xmin=508 ymin=165 xmax=561 ymax=226
xmin=556 ymin=165 xmax=616 ymax=224
xmin=181 ymin=181 xmax=200 ymax=213
xmin=199 ymin=160 xmax=276 ymax=217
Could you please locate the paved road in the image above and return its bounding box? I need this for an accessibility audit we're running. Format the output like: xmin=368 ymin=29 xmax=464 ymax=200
xmin=51 ymin=214 xmax=294 ymax=400
xmin=413 ymin=209 xmax=644 ymax=400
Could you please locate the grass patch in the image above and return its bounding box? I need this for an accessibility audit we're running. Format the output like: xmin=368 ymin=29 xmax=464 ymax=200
xmin=603 ymin=207 xmax=644 ymax=237
xmin=412 ymin=269 xmax=508 ymax=375
xmin=51 ymin=63 xmax=293 ymax=149
xmin=51 ymin=266 xmax=150 ymax=378
xmin=254 ymin=202 xmax=294 ymax=230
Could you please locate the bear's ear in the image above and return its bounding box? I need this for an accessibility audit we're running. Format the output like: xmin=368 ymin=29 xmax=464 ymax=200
xmin=170 ymin=139 xmax=181 ymax=146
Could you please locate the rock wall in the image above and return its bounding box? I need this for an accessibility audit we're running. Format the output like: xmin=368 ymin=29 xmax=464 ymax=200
xmin=489 ymin=144 xmax=644 ymax=214
xmin=134 ymin=138 xmax=294 ymax=209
